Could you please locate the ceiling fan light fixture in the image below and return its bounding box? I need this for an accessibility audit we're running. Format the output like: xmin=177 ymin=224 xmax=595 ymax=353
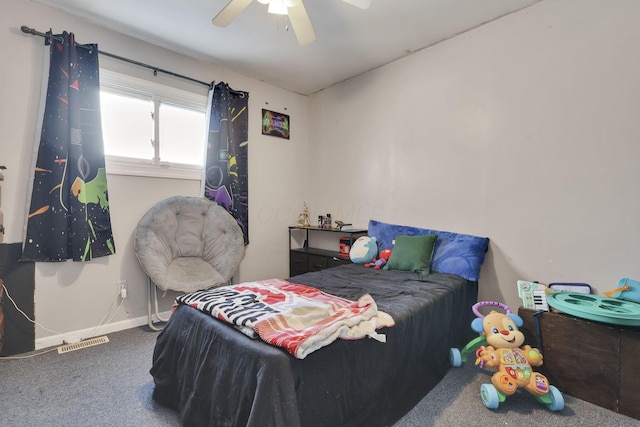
xmin=268 ymin=0 xmax=288 ymax=15
xmin=213 ymin=0 xmax=349 ymax=45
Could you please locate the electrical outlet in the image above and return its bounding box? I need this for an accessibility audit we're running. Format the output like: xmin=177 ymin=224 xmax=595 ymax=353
xmin=117 ymin=279 xmax=127 ymax=299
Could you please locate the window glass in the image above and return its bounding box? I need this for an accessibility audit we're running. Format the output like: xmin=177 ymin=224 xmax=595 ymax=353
xmin=100 ymin=91 xmax=154 ymax=160
xmin=99 ymin=69 xmax=208 ymax=180
xmin=159 ymin=102 xmax=206 ymax=166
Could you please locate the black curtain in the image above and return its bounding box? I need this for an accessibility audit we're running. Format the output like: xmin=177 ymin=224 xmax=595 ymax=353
xmin=23 ymin=32 xmax=115 ymax=262
xmin=204 ymin=82 xmax=249 ymax=245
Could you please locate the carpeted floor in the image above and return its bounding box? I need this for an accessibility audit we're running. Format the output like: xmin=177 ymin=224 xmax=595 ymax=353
xmin=0 ymin=326 xmax=638 ymax=427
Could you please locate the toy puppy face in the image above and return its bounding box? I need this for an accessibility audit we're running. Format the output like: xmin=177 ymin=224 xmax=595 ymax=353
xmin=483 ymin=311 xmax=525 ymax=348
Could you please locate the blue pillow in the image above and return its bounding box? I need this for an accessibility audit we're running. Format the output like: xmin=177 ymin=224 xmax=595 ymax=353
xmin=368 ymin=220 xmax=489 ymax=281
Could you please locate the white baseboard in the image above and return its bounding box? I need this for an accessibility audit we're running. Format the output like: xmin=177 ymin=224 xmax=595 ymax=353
xmin=34 ymin=310 xmax=172 ymax=350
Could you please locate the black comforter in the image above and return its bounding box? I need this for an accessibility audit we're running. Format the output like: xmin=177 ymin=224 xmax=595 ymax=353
xmin=151 ymin=264 xmax=478 ymax=427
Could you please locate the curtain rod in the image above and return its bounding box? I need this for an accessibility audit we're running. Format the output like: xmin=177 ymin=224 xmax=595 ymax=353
xmin=21 ymin=25 xmax=212 ymax=89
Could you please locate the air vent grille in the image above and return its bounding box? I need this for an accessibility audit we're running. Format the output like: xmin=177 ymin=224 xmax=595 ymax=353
xmin=57 ymin=336 xmax=109 ymax=354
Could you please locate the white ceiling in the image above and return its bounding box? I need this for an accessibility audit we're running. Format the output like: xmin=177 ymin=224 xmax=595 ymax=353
xmin=32 ymin=0 xmax=539 ymax=95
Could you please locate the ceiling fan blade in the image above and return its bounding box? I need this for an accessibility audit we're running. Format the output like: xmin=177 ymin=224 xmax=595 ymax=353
xmin=212 ymin=0 xmax=254 ymax=27
xmin=342 ymin=0 xmax=371 ymax=9
xmin=287 ymin=1 xmax=316 ymax=45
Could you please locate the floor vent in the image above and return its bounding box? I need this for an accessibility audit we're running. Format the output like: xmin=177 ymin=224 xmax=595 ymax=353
xmin=57 ymin=336 xmax=109 ymax=354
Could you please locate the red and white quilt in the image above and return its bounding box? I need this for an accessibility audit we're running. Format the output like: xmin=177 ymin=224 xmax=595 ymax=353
xmin=175 ymin=279 xmax=395 ymax=359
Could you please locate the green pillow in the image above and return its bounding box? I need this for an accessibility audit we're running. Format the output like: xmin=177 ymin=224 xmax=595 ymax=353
xmin=384 ymin=233 xmax=437 ymax=274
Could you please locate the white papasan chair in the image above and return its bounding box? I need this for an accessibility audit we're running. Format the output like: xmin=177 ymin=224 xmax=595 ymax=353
xmin=134 ymin=196 xmax=245 ymax=330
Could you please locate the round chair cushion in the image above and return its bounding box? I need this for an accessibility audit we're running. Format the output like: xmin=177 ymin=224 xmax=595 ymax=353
xmin=134 ymin=196 xmax=245 ymax=292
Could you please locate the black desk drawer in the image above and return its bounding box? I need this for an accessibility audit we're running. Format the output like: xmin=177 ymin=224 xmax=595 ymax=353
xmin=307 ymin=254 xmax=327 ymax=272
xmin=289 ymin=251 xmax=308 ymax=277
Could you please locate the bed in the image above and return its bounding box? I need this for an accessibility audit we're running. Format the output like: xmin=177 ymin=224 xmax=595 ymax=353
xmin=150 ymin=220 xmax=489 ymax=427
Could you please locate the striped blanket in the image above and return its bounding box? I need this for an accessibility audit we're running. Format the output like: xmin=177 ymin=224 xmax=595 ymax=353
xmin=175 ymin=279 xmax=395 ymax=359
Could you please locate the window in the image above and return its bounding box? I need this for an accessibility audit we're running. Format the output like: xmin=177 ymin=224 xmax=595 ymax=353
xmin=99 ymin=69 xmax=208 ymax=180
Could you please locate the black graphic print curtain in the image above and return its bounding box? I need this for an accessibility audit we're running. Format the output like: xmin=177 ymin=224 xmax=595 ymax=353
xmin=23 ymin=32 xmax=115 ymax=262
xmin=203 ymin=82 xmax=249 ymax=245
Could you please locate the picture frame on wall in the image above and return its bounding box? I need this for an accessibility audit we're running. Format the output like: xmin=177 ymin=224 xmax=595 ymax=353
xmin=262 ymin=109 xmax=290 ymax=139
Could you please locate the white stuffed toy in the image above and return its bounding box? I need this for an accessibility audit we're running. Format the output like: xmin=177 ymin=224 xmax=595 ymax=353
xmin=349 ymin=236 xmax=378 ymax=264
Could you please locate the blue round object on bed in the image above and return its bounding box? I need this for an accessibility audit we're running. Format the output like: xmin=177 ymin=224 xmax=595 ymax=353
xmin=350 ymin=236 xmax=378 ymax=264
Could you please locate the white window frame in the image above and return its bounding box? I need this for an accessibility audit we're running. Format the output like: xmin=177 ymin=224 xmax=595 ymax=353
xmin=99 ymin=69 xmax=208 ymax=180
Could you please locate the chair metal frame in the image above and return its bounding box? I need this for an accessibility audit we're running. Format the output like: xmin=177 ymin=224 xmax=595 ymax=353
xmin=147 ymin=278 xmax=170 ymax=331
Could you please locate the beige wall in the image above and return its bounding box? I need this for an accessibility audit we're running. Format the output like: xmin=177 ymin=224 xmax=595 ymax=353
xmin=308 ymin=0 xmax=640 ymax=311
xmin=2 ymin=0 xmax=310 ymax=347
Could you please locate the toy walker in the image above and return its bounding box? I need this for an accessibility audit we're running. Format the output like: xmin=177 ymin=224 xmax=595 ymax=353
xmin=449 ymin=301 xmax=564 ymax=411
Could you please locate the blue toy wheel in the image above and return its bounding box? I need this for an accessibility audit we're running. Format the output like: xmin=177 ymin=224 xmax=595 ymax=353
xmin=480 ymin=383 xmax=500 ymax=409
xmin=449 ymin=348 xmax=462 ymax=367
xmin=546 ymin=385 xmax=564 ymax=411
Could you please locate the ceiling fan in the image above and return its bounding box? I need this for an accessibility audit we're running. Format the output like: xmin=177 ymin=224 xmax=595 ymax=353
xmin=212 ymin=0 xmax=372 ymax=46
